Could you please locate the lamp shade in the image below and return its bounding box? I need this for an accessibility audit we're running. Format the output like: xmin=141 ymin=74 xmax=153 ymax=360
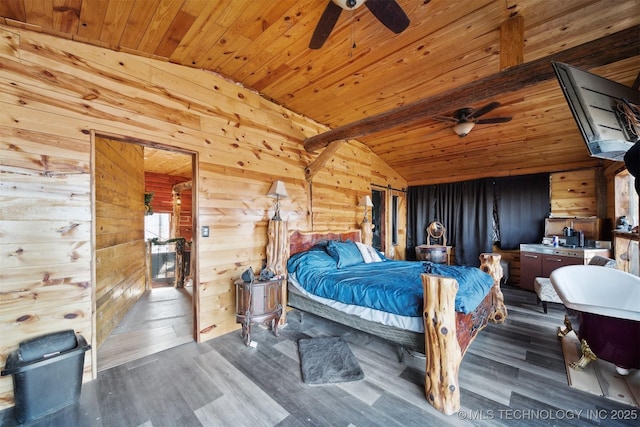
xmin=267 ymin=180 xmax=288 ymax=198
xmin=453 ymin=122 xmax=475 ymax=137
xmin=358 ymin=195 xmax=373 ymax=207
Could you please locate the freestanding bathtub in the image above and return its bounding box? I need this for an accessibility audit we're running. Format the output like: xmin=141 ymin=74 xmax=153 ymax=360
xmin=550 ymin=265 xmax=640 ymax=374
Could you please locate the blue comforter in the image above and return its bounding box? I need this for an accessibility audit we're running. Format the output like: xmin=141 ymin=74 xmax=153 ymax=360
xmin=287 ymin=250 xmax=494 ymax=316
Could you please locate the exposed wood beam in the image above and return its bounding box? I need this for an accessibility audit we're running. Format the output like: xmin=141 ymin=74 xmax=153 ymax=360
xmin=304 ymin=25 xmax=639 ymax=153
xmin=172 ymin=180 xmax=192 ymax=192
xmin=305 ymin=140 xmax=345 ymax=180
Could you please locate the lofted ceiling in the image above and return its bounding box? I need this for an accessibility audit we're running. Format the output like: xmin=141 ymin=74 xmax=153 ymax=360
xmin=1 ymin=0 xmax=638 ymax=186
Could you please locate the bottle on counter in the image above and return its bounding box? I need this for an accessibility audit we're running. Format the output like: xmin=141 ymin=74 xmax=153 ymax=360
xmin=553 ymin=235 xmax=559 ymax=247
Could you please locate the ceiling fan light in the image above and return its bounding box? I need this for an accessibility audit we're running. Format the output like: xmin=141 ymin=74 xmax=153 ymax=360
xmin=332 ymin=0 xmax=367 ymax=10
xmin=453 ymin=122 xmax=475 ymax=137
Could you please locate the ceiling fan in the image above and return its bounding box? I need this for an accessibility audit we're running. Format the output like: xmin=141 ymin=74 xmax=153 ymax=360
xmin=435 ymin=102 xmax=512 ymax=137
xmin=309 ymin=0 xmax=410 ymax=49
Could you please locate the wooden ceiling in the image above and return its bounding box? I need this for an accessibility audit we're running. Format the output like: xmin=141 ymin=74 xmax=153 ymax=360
xmin=144 ymin=146 xmax=193 ymax=179
xmin=1 ymin=0 xmax=638 ymax=186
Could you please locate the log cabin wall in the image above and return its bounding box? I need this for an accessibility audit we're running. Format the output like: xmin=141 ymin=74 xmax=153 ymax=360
xmin=550 ymin=168 xmax=602 ymax=218
xmin=95 ymin=136 xmax=146 ymax=349
xmin=144 ymin=172 xmax=193 ymax=242
xmin=0 ymin=25 xmax=406 ymax=409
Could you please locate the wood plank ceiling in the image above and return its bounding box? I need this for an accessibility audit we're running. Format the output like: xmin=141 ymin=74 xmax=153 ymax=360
xmin=1 ymin=0 xmax=638 ymax=186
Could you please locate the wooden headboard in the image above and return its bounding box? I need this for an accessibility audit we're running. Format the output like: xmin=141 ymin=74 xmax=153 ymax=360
xmin=289 ymin=230 xmax=362 ymax=255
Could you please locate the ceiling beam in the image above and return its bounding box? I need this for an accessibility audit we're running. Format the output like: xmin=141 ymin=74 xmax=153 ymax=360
xmin=304 ymin=24 xmax=639 ymax=153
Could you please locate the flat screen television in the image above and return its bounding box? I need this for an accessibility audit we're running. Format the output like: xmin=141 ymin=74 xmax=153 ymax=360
xmin=552 ymin=62 xmax=639 ymax=161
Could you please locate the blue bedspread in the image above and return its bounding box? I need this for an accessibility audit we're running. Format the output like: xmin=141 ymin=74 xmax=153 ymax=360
xmin=287 ymin=250 xmax=494 ymax=316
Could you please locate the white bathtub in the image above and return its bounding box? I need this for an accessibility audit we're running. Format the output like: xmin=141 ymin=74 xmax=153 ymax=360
xmin=550 ymin=265 xmax=640 ymax=321
xmin=550 ymin=265 xmax=640 ymax=370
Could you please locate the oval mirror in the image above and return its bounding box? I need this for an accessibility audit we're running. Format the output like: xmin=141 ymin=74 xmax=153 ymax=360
xmin=427 ymin=221 xmax=446 ymax=246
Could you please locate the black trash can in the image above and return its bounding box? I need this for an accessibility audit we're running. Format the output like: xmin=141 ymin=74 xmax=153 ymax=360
xmin=1 ymin=330 xmax=91 ymax=423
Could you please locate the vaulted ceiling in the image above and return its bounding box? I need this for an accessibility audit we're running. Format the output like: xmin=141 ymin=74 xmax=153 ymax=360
xmin=1 ymin=0 xmax=638 ymax=185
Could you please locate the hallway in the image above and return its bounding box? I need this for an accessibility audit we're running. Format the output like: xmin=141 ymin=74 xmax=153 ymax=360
xmin=97 ymin=285 xmax=193 ymax=371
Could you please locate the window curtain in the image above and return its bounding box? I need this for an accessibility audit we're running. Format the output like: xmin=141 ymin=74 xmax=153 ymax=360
xmin=494 ymin=173 xmax=550 ymax=249
xmin=407 ymin=179 xmax=493 ymax=266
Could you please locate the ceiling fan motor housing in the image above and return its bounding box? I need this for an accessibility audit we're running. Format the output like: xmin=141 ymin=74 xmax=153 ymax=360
xmin=333 ymin=0 xmax=366 ymax=10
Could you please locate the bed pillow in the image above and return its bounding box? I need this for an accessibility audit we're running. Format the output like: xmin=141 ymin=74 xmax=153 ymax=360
xmin=287 ymin=249 xmax=336 ymax=273
xmin=355 ymin=241 xmax=383 ymax=263
xmin=326 ymin=240 xmax=363 ymax=268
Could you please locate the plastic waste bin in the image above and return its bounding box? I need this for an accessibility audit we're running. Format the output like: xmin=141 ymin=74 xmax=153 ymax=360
xmin=1 ymin=330 xmax=91 ymax=423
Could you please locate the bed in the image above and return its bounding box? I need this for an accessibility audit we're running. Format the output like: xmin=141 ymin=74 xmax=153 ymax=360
xmin=286 ymin=229 xmax=507 ymax=415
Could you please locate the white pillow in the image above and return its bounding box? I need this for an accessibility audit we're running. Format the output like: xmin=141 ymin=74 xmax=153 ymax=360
xmin=355 ymin=241 xmax=373 ymax=263
xmin=355 ymin=242 xmax=383 ymax=263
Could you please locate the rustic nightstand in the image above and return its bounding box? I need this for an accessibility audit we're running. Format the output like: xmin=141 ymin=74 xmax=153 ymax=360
xmin=235 ymin=277 xmax=282 ymax=346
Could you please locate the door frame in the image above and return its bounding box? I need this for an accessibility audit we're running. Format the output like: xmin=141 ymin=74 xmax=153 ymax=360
xmin=90 ymin=130 xmax=199 ymax=377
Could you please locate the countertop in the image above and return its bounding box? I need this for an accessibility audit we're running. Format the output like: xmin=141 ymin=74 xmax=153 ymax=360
xmin=519 ymin=243 xmax=611 ymax=258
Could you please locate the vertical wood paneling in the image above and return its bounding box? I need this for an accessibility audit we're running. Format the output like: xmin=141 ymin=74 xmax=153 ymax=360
xmin=0 ymin=24 xmax=407 ymax=410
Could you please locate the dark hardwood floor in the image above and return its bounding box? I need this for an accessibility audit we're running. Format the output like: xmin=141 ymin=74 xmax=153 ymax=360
xmin=1 ymin=285 xmax=638 ymax=426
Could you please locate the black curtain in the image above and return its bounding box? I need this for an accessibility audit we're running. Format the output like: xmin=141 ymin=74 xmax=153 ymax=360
xmin=456 ymin=179 xmax=494 ymax=266
xmin=407 ymin=179 xmax=493 ymax=266
xmin=494 ymin=173 xmax=550 ymax=249
xmin=407 ymin=185 xmax=435 ymax=257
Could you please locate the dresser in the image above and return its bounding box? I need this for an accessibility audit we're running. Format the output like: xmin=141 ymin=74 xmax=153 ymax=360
xmin=235 ymin=278 xmax=282 ymax=345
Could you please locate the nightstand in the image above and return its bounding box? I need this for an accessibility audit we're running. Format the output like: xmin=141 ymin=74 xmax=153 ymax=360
xmin=235 ymin=278 xmax=282 ymax=346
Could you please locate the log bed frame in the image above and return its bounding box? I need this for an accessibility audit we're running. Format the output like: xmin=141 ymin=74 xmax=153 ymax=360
xmin=286 ymin=230 xmax=508 ymax=415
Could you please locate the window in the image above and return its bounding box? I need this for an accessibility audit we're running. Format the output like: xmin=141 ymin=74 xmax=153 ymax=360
xmin=391 ymin=195 xmax=398 ymax=246
xmin=371 ymin=190 xmax=384 ymax=251
xmin=145 ymin=213 xmax=171 ymax=253
xmin=615 ymin=169 xmax=638 ymax=229
xmin=614 ymin=169 xmax=639 ymax=275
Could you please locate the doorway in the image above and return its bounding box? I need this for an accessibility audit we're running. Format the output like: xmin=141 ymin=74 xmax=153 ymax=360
xmin=93 ymin=134 xmax=197 ymax=371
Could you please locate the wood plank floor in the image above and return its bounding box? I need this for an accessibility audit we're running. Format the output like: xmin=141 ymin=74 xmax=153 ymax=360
xmin=1 ymin=286 xmax=638 ymax=426
xmin=97 ymin=286 xmax=194 ymax=371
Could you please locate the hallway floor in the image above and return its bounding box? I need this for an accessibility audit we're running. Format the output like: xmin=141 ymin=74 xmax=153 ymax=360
xmin=97 ymin=285 xmax=194 ymax=371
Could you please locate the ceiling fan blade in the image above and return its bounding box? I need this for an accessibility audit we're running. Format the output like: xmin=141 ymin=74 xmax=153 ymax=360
xmin=365 ymin=0 xmax=410 ymax=34
xmin=310 ymin=1 xmax=343 ymax=49
xmin=475 ymin=116 xmax=513 ymax=124
xmin=434 ymin=116 xmax=459 ymax=123
xmin=468 ymin=101 xmax=501 ymax=120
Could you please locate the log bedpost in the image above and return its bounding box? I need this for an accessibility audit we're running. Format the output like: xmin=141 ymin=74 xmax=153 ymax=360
xmin=423 ymin=253 xmax=506 ymax=415
xmin=479 ymin=253 xmax=508 ymax=323
xmin=422 ymin=274 xmax=461 ymax=415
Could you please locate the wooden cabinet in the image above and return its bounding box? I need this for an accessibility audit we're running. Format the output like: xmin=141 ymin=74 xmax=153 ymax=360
xmin=520 ymin=252 xmax=542 ymax=291
xmin=519 ymin=245 xmax=611 ymax=291
xmin=415 ymin=245 xmax=452 ymax=264
xmin=541 ymin=254 xmax=583 ymax=277
xmin=235 ymin=278 xmax=282 ymax=346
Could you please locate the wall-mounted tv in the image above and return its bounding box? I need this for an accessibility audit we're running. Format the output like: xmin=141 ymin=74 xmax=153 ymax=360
xmin=552 ymin=62 xmax=639 ymax=161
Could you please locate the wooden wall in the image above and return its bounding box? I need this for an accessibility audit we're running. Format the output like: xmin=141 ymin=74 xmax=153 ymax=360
xmin=94 ymin=136 xmax=146 ymax=349
xmin=0 ymin=25 xmax=406 ymax=409
xmin=550 ymin=168 xmax=603 ymax=218
xmin=145 ymin=172 xmax=193 ymax=241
